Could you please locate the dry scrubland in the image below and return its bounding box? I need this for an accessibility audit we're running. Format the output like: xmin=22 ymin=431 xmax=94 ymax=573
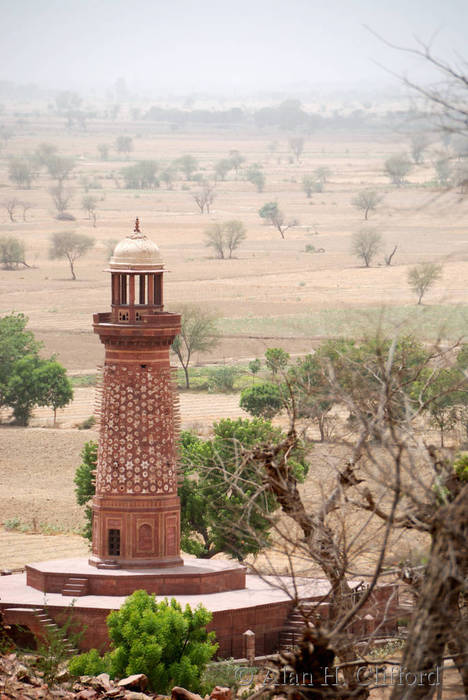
xmin=0 ymin=115 xmax=467 ymax=565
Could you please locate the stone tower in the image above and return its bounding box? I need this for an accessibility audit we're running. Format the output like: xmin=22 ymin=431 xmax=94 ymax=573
xmin=90 ymin=219 xmax=182 ymax=569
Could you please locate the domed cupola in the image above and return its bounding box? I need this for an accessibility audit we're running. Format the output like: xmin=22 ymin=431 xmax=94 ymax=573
xmin=107 ymin=218 xmax=165 ymax=323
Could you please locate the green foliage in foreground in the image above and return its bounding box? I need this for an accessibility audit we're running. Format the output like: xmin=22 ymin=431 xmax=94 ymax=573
xmin=454 ymin=453 xmax=468 ymax=482
xmin=68 ymin=590 xmax=217 ymax=694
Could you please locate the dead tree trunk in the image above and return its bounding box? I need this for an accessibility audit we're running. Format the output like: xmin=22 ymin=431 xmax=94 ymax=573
xmin=391 ymin=486 xmax=468 ymax=700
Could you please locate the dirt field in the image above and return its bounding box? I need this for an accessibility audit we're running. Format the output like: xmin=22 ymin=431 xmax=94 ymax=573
xmin=0 ymin=118 xmax=465 ymax=572
xmin=0 ymin=123 xmax=467 ymax=370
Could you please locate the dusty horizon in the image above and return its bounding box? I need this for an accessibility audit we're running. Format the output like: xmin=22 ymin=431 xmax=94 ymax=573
xmin=0 ymin=0 xmax=466 ymax=96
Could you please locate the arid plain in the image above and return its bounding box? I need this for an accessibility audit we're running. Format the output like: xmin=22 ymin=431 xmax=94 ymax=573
xmin=0 ymin=116 xmax=467 ymax=567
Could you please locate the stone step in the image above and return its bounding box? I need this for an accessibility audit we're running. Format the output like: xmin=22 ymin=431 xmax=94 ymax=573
xmin=62 ymin=576 xmax=89 ymax=596
xmin=68 ymin=577 xmax=88 ymax=583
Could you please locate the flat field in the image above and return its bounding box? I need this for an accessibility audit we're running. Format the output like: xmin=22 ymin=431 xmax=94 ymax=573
xmin=0 ymin=116 xmax=466 ymax=565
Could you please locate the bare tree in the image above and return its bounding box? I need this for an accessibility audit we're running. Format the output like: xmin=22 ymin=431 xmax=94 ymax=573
xmin=204 ymin=220 xmax=246 ymax=259
xmin=115 ymin=136 xmax=133 ymax=158
xmin=197 ymin=333 xmax=468 ymax=699
xmin=289 ymin=136 xmax=305 ymax=162
xmin=97 ymin=143 xmax=110 ymax=161
xmin=49 ymin=231 xmax=94 ymax=280
xmin=384 ymin=244 xmax=398 ymax=266
xmin=224 ymin=219 xmax=247 ymax=258
xmin=258 ymin=202 xmax=297 ymax=239
xmin=49 ymin=184 xmax=74 ymax=220
xmin=0 ymin=236 xmax=30 ymax=269
xmin=8 ymin=156 xmax=37 ymax=189
xmin=384 ymin=153 xmax=413 ymax=186
xmin=410 ymin=132 xmax=431 ymax=163
xmin=407 ymin=262 xmax=443 ymax=304
xmin=46 ymin=155 xmax=75 ymax=186
xmin=81 ymin=195 xmax=99 ymax=226
xmin=171 ymin=304 xmax=219 ymax=388
xmin=204 ymin=223 xmax=225 ymax=258
xmin=351 ymin=189 xmax=384 ymax=220
xmin=193 ymin=181 xmax=216 ymax=214
xmin=2 ymin=198 xmax=19 ymax=223
xmin=366 ymin=30 xmax=468 ymax=139
xmin=351 ymin=228 xmax=383 ymax=267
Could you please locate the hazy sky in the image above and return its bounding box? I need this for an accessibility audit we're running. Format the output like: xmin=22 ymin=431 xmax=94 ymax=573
xmin=0 ymin=0 xmax=467 ymax=94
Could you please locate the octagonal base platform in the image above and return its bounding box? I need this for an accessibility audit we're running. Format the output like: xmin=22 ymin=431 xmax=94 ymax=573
xmin=0 ymin=568 xmax=333 ymax=658
xmin=25 ymin=557 xmax=246 ymax=597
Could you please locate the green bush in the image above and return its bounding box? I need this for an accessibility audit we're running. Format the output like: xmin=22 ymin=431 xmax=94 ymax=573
xmin=68 ymin=648 xmax=109 ymax=677
xmin=240 ymin=382 xmax=283 ymax=419
xmin=454 ymin=453 xmax=468 ymax=482
xmin=69 ymin=591 xmax=217 ymax=695
xmin=208 ymin=366 xmax=239 ymax=392
xmin=3 ymin=516 xmax=22 ymax=531
xmin=77 ymin=415 xmax=96 ymax=430
xmin=203 ymin=659 xmax=256 ymax=693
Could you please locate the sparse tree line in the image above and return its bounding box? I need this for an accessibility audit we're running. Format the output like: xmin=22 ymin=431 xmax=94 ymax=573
xmin=4 ymin=141 xmax=107 ymax=225
xmin=0 ymin=230 xmax=95 ymax=279
xmin=239 ymin=339 xmax=468 ymax=446
xmin=0 ymin=131 xmax=451 ymax=294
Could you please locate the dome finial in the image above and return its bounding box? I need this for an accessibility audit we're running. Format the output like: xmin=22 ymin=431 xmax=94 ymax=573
xmin=134 ymin=217 xmax=140 ymax=234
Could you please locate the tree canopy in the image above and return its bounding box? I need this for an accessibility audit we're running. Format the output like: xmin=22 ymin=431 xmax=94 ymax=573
xmin=0 ymin=313 xmax=72 ymax=425
xmin=179 ymin=417 xmax=307 ymax=560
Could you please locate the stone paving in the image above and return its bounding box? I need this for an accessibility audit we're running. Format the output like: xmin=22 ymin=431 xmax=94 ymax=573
xmin=0 ymin=569 xmax=330 ymax=612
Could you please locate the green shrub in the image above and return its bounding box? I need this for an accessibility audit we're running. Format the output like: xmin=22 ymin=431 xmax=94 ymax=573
xmin=68 ymin=648 xmax=109 ymax=677
xmin=203 ymin=659 xmax=256 ymax=693
xmin=240 ymin=382 xmax=283 ymax=419
xmin=69 ymin=591 xmax=217 ymax=695
xmin=454 ymin=452 xmax=468 ymax=481
xmin=77 ymin=415 xmax=96 ymax=430
xmin=3 ymin=516 xmax=22 ymax=530
xmin=208 ymin=366 xmax=239 ymax=392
